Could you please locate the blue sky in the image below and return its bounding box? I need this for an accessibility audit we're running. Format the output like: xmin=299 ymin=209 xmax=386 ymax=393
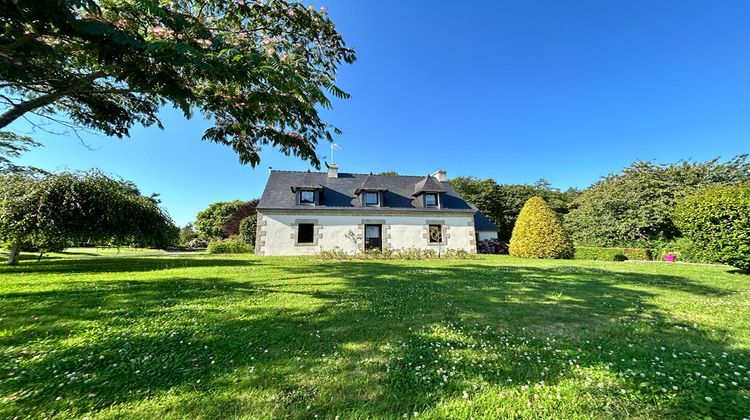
xmin=13 ymin=0 xmax=750 ymax=226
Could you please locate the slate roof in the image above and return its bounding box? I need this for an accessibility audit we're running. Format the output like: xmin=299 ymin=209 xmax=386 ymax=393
xmin=354 ymin=173 xmax=388 ymax=194
xmin=413 ymin=175 xmax=446 ymax=196
xmin=258 ymin=170 xmax=499 ymax=231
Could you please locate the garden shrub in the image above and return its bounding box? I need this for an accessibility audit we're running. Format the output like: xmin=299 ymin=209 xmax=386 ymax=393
xmin=239 ymin=215 xmax=257 ymax=247
xmin=509 ymin=197 xmax=574 ymax=259
xmin=206 ymin=238 xmax=253 ymax=254
xmin=477 ymin=239 xmax=509 ymax=254
xmin=574 ymin=247 xmax=627 ymax=261
xmin=315 ymin=247 xmax=476 ymax=261
xmin=674 ymin=185 xmax=750 ymax=271
xmin=652 ymin=237 xmax=717 ymax=264
xmin=574 ymin=246 xmax=652 ymax=261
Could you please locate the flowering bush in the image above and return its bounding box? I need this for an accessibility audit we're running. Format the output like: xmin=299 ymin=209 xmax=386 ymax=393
xmin=315 ymin=247 xmax=476 ymax=261
xmin=477 ymin=239 xmax=509 ymax=254
xmin=186 ymin=238 xmax=209 ymax=249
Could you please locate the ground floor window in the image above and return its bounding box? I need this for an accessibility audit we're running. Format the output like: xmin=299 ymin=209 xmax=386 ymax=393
xmin=428 ymin=224 xmax=443 ymax=243
xmin=297 ymin=223 xmax=315 ymax=243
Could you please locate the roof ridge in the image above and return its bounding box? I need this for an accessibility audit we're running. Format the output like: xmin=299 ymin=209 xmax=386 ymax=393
xmin=270 ymin=169 xmax=446 ymax=179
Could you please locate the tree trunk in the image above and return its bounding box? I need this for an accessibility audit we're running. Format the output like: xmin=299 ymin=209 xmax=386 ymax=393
xmin=7 ymin=243 xmax=21 ymax=265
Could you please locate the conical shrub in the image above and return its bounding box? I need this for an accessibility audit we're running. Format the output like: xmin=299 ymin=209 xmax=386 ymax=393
xmin=509 ymin=196 xmax=574 ymax=259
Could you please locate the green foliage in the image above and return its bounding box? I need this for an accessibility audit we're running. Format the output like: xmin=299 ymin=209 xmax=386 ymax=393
xmin=0 ymin=170 xmax=177 ymax=264
xmin=0 ymin=0 xmax=355 ymax=168
xmin=509 ymin=197 xmax=574 ymax=259
xmin=651 ymin=237 xmax=718 ymax=264
xmin=239 ymin=215 xmax=257 ymax=247
xmin=451 ymin=177 xmax=578 ymax=241
xmin=0 ymin=132 xmax=43 ymax=174
xmin=565 ymin=156 xmax=750 ymax=247
xmin=674 ymin=184 xmax=750 ymax=271
xmin=178 ymin=223 xmax=198 ymax=245
xmin=206 ymin=239 xmax=253 ymax=254
xmin=574 ymin=247 xmax=652 ymax=261
xmin=195 ymin=200 xmax=256 ymax=239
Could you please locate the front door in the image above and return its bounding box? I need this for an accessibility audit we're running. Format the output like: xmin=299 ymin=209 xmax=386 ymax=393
xmin=364 ymin=224 xmax=382 ymax=251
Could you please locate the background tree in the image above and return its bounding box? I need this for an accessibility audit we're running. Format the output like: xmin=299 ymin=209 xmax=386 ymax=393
xmin=674 ymin=184 xmax=750 ymax=271
xmin=0 ymin=170 xmax=178 ymax=264
xmin=239 ymin=215 xmax=257 ymax=248
xmin=564 ymin=156 xmax=750 ymax=246
xmin=451 ymin=176 xmax=578 ymax=241
xmin=0 ymin=0 xmax=355 ymax=167
xmin=195 ymin=199 xmax=258 ymax=239
xmin=509 ymin=196 xmax=574 ymax=259
xmin=178 ymin=223 xmax=199 ymax=245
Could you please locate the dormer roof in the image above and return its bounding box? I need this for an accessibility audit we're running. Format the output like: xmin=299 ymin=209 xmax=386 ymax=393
xmin=354 ymin=173 xmax=388 ymax=194
xmin=290 ymin=170 xmax=323 ymax=192
xmin=412 ymin=175 xmax=446 ymax=196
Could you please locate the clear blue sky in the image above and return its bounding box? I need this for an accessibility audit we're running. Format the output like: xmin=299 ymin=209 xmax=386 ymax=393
xmin=13 ymin=0 xmax=750 ymax=226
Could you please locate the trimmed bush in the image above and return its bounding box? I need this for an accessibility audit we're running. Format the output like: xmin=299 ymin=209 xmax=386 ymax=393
xmin=239 ymin=215 xmax=257 ymax=247
xmin=206 ymin=239 xmax=253 ymax=254
xmin=674 ymin=185 xmax=750 ymax=271
xmin=509 ymin=197 xmax=574 ymax=259
xmin=477 ymin=239 xmax=509 ymax=254
xmin=574 ymin=246 xmax=652 ymax=261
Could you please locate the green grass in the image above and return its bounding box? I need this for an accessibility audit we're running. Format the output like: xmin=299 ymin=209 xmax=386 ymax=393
xmin=1 ymin=251 xmax=750 ymax=418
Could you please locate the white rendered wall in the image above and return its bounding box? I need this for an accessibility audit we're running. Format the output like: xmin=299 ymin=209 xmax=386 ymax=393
xmin=477 ymin=231 xmax=498 ymax=241
xmin=257 ymin=211 xmax=477 ymax=256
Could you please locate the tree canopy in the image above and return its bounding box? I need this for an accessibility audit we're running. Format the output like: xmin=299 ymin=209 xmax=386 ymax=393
xmin=0 ymin=0 xmax=355 ymax=167
xmin=0 ymin=170 xmax=178 ymax=264
xmin=195 ymin=199 xmax=258 ymax=239
xmin=451 ymin=177 xmax=578 ymax=241
xmin=564 ymin=156 xmax=750 ymax=246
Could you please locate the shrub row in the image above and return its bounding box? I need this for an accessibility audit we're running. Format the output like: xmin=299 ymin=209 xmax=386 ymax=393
xmin=574 ymin=246 xmax=652 ymax=261
xmin=316 ymin=247 xmax=476 ymax=261
xmin=206 ymin=238 xmax=253 ymax=254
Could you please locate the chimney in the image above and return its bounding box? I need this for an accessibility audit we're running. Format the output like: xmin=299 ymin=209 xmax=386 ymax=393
xmin=327 ymin=163 xmax=339 ymax=178
xmin=432 ymin=169 xmax=447 ymax=182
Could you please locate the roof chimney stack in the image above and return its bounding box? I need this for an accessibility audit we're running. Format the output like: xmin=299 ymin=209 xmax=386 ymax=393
xmin=432 ymin=169 xmax=447 ymax=182
xmin=327 ymin=163 xmax=339 ymax=178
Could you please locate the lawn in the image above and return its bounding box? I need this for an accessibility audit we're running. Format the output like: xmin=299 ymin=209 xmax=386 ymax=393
xmin=1 ymin=251 xmax=750 ymax=418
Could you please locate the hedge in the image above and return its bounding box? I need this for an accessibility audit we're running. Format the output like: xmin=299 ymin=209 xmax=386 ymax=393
xmin=206 ymin=238 xmax=253 ymax=254
xmin=674 ymin=184 xmax=750 ymax=271
xmin=574 ymin=246 xmax=652 ymax=261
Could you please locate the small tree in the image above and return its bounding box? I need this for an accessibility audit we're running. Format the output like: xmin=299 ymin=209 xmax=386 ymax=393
xmin=509 ymin=196 xmax=574 ymax=259
xmin=195 ymin=200 xmax=257 ymax=239
xmin=674 ymin=184 xmax=750 ymax=271
xmin=0 ymin=170 xmax=177 ymax=264
xmin=239 ymin=215 xmax=257 ymax=248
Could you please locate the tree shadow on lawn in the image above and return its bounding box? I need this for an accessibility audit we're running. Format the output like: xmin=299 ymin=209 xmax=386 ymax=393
xmin=1 ymin=261 xmax=748 ymax=418
xmin=0 ymin=256 xmax=255 ymax=274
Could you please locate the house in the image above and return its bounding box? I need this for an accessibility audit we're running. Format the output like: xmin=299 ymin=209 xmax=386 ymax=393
xmin=255 ymin=165 xmax=498 ymax=256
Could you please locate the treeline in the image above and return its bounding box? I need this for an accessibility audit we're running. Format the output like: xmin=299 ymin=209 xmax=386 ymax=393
xmin=453 ymin=155 xmax=750 ymax=260
xmin=451 ymin=177 xmax=579 ymax=242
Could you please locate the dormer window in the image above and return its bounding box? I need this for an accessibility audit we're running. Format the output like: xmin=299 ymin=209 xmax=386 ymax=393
xmin=299 ymin=190 xmax=315 ymax=205
xmin=424 ymin=193 xmax=439 ymax=208
xmin=364 ymin=191 xmax=379 ymax=206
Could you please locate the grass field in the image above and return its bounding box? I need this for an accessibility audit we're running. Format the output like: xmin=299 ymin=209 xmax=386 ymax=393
xmin=1 ymin=250 xmax=750 ymax=418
